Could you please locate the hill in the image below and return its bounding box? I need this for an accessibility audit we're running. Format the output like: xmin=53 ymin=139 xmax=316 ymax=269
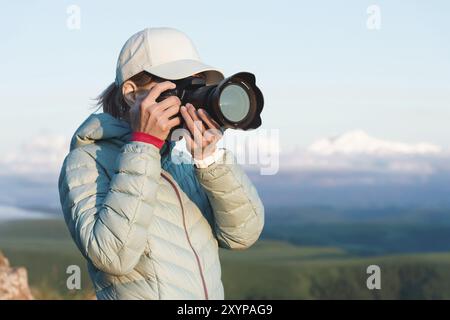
xmin=2 ymin=218 xmax=450 ymax=299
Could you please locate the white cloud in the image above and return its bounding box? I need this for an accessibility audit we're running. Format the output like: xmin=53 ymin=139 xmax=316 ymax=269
xmin=0 ymin=134 xmax=70 ymax=176
xmin=281 ymin=130 xmax=450 ymax=175
xmin=1 ymin=130 xmax=448 ymax=178
xmin=308 ymin=130 xmax=442 ymax=156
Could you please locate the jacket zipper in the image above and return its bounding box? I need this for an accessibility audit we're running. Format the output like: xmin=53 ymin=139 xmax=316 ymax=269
xmin=160 ymin=172 xmax=209 ymax=300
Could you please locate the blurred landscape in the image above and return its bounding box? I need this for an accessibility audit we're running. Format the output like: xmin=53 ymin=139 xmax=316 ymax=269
xmin=1 ymin=130 xmax=450 ymax=299
xmin=3 ymin=208 xmax=450 ymax=300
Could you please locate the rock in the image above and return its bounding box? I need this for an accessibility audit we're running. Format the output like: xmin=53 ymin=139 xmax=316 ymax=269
xmin=0 ymin=251 xmax=34 ymax=300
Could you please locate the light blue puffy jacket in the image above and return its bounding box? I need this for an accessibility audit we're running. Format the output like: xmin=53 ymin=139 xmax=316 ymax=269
xmin=58 ymin=112 xmax=264 ymax=299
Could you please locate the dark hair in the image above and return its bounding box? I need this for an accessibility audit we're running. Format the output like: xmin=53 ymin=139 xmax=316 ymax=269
xmin=95 ymin=71 xmax=154 ymax=120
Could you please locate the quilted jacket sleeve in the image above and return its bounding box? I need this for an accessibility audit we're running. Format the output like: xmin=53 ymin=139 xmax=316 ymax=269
xmin=195 ymin=149 xmax=264 ymax=250
xmin=58 ymin=141 xmax=161 ymax=276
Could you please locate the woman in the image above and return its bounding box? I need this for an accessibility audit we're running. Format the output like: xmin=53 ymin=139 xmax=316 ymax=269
xmin=58 ymin=27 xmax=264 ymax=300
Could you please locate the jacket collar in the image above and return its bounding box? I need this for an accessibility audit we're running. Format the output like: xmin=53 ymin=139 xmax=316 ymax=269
xmin=70 ymin=112 xmax=175 ymax=161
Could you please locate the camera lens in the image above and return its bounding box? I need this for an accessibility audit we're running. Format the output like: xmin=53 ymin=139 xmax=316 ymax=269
xmin=219 ymin=84 xmax=250 ymax=123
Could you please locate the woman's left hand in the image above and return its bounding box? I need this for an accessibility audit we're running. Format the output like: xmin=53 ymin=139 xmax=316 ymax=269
xmin=180 ymin=103 xmax=223 ymax=160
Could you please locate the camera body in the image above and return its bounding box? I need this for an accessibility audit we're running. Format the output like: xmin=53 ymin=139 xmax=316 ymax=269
xmin=156 ymin=72 xmax=264 ymax=131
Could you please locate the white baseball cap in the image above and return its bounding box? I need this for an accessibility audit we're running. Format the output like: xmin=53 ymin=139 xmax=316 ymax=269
xmin=115 ymin=27 xmax=224 ymax=86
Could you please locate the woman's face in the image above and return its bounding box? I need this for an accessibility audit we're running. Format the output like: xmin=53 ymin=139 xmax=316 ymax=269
xmin=122 ymin=72 xmax=206 ymax=123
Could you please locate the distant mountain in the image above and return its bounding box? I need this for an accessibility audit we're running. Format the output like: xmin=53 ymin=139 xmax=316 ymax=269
xmin=1 ymin=131 xmax=449 ymax=220
xmin=248 ymin=131 xmax=450 ymax=208
xmin=248 ymin=169 xmax=450 ymax=208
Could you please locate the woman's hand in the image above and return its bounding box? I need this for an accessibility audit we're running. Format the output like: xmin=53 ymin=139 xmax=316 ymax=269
xmin=129 ymin=81 xmax=182 ymax=141
xmin=180 ymin=103 xmax=223 ymax=160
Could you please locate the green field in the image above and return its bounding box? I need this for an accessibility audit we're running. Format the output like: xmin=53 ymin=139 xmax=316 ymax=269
xmin=2 ymin=218 xmax=450 ymax=299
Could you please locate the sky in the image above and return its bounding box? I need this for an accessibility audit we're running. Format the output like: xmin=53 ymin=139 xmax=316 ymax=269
xmin=1 ymin=0 xmax=450 ymax=156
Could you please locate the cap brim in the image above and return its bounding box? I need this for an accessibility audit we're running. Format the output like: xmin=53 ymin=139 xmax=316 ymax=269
xmin=145 ymin=59 xmax=224 ymax=85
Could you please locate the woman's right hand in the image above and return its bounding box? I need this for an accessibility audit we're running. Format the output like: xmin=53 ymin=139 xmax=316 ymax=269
xmin=129 ymin=81 xmax=182 ymax=141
